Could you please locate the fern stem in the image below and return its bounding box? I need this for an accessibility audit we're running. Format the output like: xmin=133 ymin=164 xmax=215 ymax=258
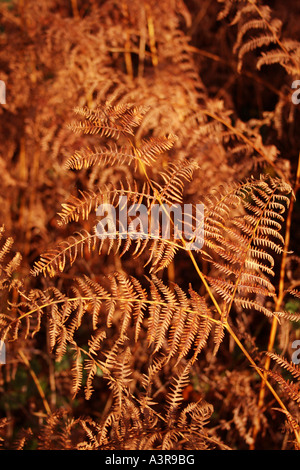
xmin=224 ymin=322 xmax=291 ymax=414
xmin=145 ymin=4 xmax=158 ymax=68
xmin=12 ymin=294 xmax=222 ymax=327
xmin=186 ymin=249 xmax=224 ymax=319
xmin=18 ymin=350 xmax=51 ymax=416
xmin=70 ymin=0 xmax=80 ymax=19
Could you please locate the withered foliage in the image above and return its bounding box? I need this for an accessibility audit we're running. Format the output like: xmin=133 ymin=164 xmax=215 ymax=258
xmin=0 ymin=0 xmax=300 ymax=451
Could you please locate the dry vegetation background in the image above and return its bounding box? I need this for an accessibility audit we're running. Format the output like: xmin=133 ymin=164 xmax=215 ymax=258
xmin=0 ymin=0 xmax=300 ymax=450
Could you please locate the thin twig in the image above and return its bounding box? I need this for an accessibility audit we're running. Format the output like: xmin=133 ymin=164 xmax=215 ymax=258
xmin=18 ymin=350 xmax=51 ymax=416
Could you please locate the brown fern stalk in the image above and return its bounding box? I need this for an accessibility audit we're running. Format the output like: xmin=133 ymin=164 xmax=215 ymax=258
xmin=18 ymin=350 xmax=51 ymax=416
xmin=70 ymin=0 xmax=80 ymax=20
xmin=145 ymin=4 xmax=158 ymax=68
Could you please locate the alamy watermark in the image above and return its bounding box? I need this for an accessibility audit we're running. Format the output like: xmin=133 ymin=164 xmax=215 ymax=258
xmin=291 ymin=80 xmax=300 ymax=105
xmin=95 ymin=196 xmax=205 ymax=251
xmin=0 ymin=80 xmax=6 ymax=104
xmin=292 ymin=340 xmax=300 ymax=365
xmin=0 ymin=340 xmax=6 ymax=364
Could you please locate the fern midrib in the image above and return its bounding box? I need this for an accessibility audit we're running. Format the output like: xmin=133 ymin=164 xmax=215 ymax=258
xmin=12 ymin=294 xmax=222 ymax=327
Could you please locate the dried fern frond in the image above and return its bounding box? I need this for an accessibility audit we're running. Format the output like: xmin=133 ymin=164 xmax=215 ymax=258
xmin=286 ymin=288 xmax=300 ymax=300
xmin=218 ymin=0 xmax=300 ymax=75
xmin=76 ymin=359 xmax=218 ymax=450
xmin=30 ymin=229 xmax=97 ymax=277
xmin=3 ymin=273 xmax=219 ymax=375
xmin=36 ymin=410 xmax=83 ymax=450
xmin=77 ymin=382 xmax=217 ymax=450
xmin=30 ymin=226 xmax=183 ymax=277
xmin=33 ymin=156 xmax=202 ymax=277
xmin=0 ymin=226 xmax=22 ymax=293
xmin=32 ymin=166 xmax=292 ymax=335
xmin=57 ymin=181 xmax=153 ymax=226
xmin=264 ymin=368 xmax=300 ymax=404
xmin=259 ymin=352 xmax=300 ymax=440
xmin=151 ymin=160 xmax=199 ymax=205
xmin=166 ymin=362 xmax=192 ymax=423
xmin=69 ymin=102 xmax=149 ymax=138
xmin=202 ymin=175 xmax=292 ymax=320
xmin=266 ymin=352 xmax=300 ymax=380
xmin=65 ymin=134 xmax=177 ymax=171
